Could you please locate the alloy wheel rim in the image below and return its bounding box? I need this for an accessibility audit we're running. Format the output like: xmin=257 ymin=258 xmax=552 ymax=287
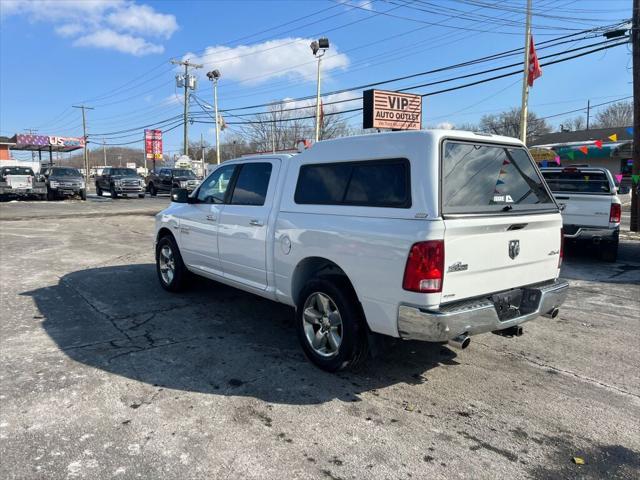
xmin=158 ymin=245 xmax=175 ymax=285
xmin=302 ymin=292 xmax=343 ymax=358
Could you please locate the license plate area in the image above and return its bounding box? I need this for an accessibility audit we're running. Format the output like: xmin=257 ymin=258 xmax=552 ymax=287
xmin=492 ymin=289 xmax=523 ymax=321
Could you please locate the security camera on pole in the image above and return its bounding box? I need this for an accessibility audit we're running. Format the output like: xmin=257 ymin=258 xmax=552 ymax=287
xmin=206 ymin=69 xmax=222 ymax=165
xmin=311 ymin=37 xmax=329 ymax=143
xmin=171 ymin=59 xmax=203 ymax=158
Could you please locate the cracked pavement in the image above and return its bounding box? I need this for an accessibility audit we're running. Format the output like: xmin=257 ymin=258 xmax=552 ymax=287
xmin=0 ymin=200 xmax=639 ymax=479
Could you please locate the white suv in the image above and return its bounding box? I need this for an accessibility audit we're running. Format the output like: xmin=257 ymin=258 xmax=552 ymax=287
xmin=154 ymin=130 xmax=568 ymax=372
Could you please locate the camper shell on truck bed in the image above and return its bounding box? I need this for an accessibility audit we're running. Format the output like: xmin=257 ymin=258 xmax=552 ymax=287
xmin=154 ymin=130 xmax=569 ymax=371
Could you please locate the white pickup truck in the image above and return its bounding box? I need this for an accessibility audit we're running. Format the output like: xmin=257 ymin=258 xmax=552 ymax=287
xmin=154 ymin=130 xmax=568 ymax=371
xmin=540 ymin=167 xmax=621 ymax=262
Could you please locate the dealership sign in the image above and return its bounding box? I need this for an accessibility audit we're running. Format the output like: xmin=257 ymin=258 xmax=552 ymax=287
xmin=144 ymin=129 xmax=163 ymax=160
xmin=363 ymin=89 xmax=422 ymax=130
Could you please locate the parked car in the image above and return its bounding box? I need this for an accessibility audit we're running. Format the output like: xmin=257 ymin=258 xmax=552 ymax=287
xmin=40 ymin=166 xmax=86 ymax=201
xmin=154 ymin=130 xmax=568 ymax=372
xmin=0 ymin=166 xmax=47 ymax=201
xmin=540 ymin=166 xmax=621 ymax=262
xmin=95 ymin=167 xmax=145 ymax=199
xmin=146 ymin=168 xmax=200 ymax=196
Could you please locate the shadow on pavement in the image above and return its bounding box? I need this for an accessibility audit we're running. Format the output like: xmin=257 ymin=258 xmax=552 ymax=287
xmin=24 ymin=264 xmax=459 ymax=405
xmin=561 ymin=240 xmax=640 ymax=285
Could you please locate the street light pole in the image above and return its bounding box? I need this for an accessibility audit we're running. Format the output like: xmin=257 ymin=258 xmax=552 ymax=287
xmin=311 ymin=38 xmax=329 ymax=143
xmin=207 ymin=69 xmax=222 ymax=165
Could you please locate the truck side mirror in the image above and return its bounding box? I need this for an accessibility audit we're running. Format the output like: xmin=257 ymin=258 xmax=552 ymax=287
xmin=171 ymin=188 xmax=189 ymax=203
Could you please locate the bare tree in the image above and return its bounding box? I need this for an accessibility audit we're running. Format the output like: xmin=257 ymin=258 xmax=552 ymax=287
xmin=478 ymin=107 xmax=551 ymax=143
xmin=592 ymin=101 xmax=633 ymax=128
xmin=559 ymin=116 xmax=585 ymax=131
xmin=240 ymin=101 xmax=352 ymax=152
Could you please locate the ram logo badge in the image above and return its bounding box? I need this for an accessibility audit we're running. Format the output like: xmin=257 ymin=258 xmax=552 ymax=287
xmin=509 ymin=240 xmax=520 ymax=259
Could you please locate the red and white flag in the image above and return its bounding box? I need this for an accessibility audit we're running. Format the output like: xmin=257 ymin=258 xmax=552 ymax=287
xmin=527 ymin=36 xmax=542 ymax=87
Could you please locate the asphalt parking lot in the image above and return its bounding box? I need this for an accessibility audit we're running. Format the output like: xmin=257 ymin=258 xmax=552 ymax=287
xmin=1 ymin=199 xmax=639 ymax=480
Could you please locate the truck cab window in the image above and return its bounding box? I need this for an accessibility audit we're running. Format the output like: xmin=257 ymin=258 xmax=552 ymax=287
xmin=230 ymin=163 xmax=272 ymax=206
xmin=196 ymin=164 xmax=236 ymax=204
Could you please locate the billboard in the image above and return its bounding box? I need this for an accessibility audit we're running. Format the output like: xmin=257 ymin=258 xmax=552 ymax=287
xmin=144 ymin=129 xmax=163 ymax=160
xmin=363 ymin=89 xmax=422 ymax=131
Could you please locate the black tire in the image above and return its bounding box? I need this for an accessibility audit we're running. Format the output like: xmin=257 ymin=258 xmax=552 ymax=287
xmin=110 ymin=184 xmax=118 ymax=199
xmin=155 ymin=235 xmax=189 ymax=292
xmin=149 ymin=183 xmax=157 ymax=197
xmin=96 ymin=184 xmax=103 ymax=196
xmin=80 ymin=189 xmax=87 ymax=201
xmin=296 ymin=276 xmax=369 ymax=372
xmin=601 ymin=241 xmax=618 ymax=262
xmin=138 ymin=193 xmax=145 ymax=199
xmin=46 ymin=187 xmax=55 ymax=201
xmin=38 ymin=194 xmax=47 ymax=201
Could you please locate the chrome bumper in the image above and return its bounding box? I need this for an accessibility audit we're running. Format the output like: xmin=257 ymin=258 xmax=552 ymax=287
xmin=398 ymin=279 xmax=569 ymax=342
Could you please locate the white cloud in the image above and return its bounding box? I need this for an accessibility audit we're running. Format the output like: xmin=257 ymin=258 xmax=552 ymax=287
xmin=184 ymin=38 xmax=349 ymax=85
xmin=74 ymin=29 xmax=164 ymax=56
xmin=106 ymin=4 xmax=177 ymax=39
xmin=436 ymin=122 xmax=455 ymax=130
xmin=1 ymin=0 xmax=176 ymax=56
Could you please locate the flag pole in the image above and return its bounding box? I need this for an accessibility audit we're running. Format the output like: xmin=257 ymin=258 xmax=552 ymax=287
xmin=519 ymin=0 xmax=532 ymax=144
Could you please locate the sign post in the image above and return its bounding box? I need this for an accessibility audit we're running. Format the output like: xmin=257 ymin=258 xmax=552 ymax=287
xmin=145 ymin=129 xmax=163 ymax=173
xmin=363 ymin=89 xmax=422 ymax=131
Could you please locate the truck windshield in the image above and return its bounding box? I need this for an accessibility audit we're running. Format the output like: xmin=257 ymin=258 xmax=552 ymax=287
xmin=51 ymin=168 xmax=81 ymax=177
xmin=2 ymin=167 xmax=34 ymax=176
xmin=110 ymin=168 xmax=137 ymax=176
xmin=442 ymin=141 xmax=555 ymax=215
xmin=541 ymin=170 xmax=611 ymax=194
xmin=172 ymin=169 xmax=195 ymax=178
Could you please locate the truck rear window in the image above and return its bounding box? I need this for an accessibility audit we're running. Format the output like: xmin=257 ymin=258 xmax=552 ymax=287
xmin=442 ymin=141 xmax=555 ymax=214
xmin=541 ymin=170 xmax=611 ymax=194
xmin=295 ymin=159 xmax=410 ymax=208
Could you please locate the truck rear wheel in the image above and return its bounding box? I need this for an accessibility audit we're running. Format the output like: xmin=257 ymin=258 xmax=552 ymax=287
xmin=296 ymin=277 xmax=368 ymax=372
xmin=80 ymin=189 xmax=87 ymax=201
xmin=156 ymin=235 xmax=189 ymax=292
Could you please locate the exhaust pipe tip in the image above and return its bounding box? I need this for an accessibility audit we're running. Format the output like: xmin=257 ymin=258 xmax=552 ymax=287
xmin=448 ymin=334 xmax=470 ymax=350
xmin=543 ymin=307 xmax=560 ymax=319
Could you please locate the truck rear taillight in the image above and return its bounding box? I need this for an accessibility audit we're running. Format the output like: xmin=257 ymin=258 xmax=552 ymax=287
xmin=609 ymin=203 xmax=621 ymax=223
xmin=559 ymin=229 xmax=564 ymax=268
xmin=402 ymin=240 xmax=444 ymax=293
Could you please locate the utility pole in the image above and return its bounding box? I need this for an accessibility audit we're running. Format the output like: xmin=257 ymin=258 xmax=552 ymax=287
xmin=72 ymin=105 xmax=94 ymax=185
xmin=171 ymin=59 xmax=203 ymax=157
xmin=25 ymin=128 xmax=37 ymax=162
xmin=518 ymin=0 xmax=532 ymax=144
xmin=631 ymin=0 xmax=639 ymax=232
xmin=586 ymin=100 xmax=591 ymax=130
xmin=102 ymin=139 xmax=107 ymax=166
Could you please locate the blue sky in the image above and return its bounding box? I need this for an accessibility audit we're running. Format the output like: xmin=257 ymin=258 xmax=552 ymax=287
xmin=0 ymin=0 xmax=633 ymax=158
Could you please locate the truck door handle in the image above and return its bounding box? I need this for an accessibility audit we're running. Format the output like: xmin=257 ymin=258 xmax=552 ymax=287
xmin=249 ymin=219 xmax=264 ymax=227
xmin=555 ymin=196 xmax=570 ymax=200
xmin=206 ymin=214 xmax=216 ymax=221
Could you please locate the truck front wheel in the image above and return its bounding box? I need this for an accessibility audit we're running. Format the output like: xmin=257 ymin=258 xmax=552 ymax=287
xmin=149 ymin=183 xmax=157 ymax=196
xmin=156 ymin=235 xmax=189 ymax=292
xmin=96 ymin=184 xmax=103 ymax=196
xmin=296 ymin=277 xmax=369 ymax=372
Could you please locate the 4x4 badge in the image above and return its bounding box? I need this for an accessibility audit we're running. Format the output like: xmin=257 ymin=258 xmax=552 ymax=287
xmin=509 ymin=240 xmax=520 ymax=259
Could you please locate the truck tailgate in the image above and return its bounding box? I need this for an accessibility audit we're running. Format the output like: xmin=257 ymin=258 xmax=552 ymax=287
xmin=554 ymin=193 xmax=611 ymax=228
xmin=441 ymin=214 xmax=561 ymax=302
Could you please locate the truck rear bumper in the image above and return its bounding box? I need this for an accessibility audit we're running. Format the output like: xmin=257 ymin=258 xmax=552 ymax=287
xmin=563 ymin=225 xmax=618 ymax=242
xmin=397 ymin=279 xmax=569 ymax=342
